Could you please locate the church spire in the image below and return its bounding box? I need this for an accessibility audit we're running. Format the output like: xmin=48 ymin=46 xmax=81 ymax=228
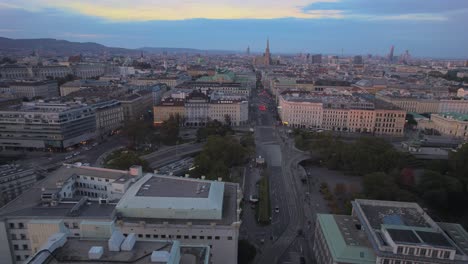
xmin=266 ymin=38 xmax=270 ymax=53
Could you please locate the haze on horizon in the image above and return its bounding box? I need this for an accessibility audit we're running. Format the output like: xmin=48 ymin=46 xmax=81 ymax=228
xmin=0 ymin=0 xmax=467 ymax=58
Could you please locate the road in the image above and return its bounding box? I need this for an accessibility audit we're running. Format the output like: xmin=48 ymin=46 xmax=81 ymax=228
xmin=242 ymin=87 xmax=330 ymax=264
xmin=141 ymin=142 xmax=204 ymax=169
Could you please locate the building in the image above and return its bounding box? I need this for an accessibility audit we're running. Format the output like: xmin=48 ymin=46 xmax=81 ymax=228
xmin=34 ymin=66 xmax=72 ymax=79
xmin=353 ymin=55 xmax=363 ymax=65
xmin=0 ymin=165 xmax=37 ymax=207
xmin=0 ymin=165 xmax=241 ymax=264
xmin=185 ymin=91 xmax=210 ymax=127
xmin=0 ymin=102 xmax=96 ymax=151
xmin=439 ymin=100 xmax=468 ymax=114
xmin=91 ymin=100 xmax=124 ymax=139
xmin=119 ymin=91 xmax=153 ymax=121
xmin=311 ymin=54 xmax=322 ymax=64
xmin=208 ymin=93 xmax=249 ymax=126
xmin=176 ymin=82 xmax=250 ymax=97
xmin=253 ymin=38 xmax=273 ymax=66
xmin=60 ymin=80 xmax=114 ymax=97
xmin=279 ymin=92 xmax=405 ymax=136
xmin=430 ymin=113 xmax=468 ymax=140
xmin=153 ymin=98 xmax=186 ymax=126
xmin=6 ymin=81 xmax=58 ymax=100
xmin=313 ymin=199 xmax=468 ymax=264
xmin=27 ymin=232 xmax=210 ymax=264
xmin=71 ymin=64 xmax=105 ymax=79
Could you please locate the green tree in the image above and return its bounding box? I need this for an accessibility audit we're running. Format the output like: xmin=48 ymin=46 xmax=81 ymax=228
xmin=122 ymin=120 xmax=153 ymax=148
xmin=160 ymin=114 xmax=180 ymax=145
xmin=238 ymin=240 xmax=256 ymax=264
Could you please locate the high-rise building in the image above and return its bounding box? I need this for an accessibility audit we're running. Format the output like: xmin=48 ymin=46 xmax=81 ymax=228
xmin=311 ymin=54 xmax=322 ymax=64
xmin=353 ymin=55 xmax=363 ymax=64
xmin=246 ymin=46 xmax=250 ymax=55
xmin=388 ymin=45 xmax=395 ymax=62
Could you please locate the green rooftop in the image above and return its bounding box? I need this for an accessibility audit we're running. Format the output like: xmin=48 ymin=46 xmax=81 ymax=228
xmin=437 ymin=112 xmax=468 ymax=122
xmin=317 ymin=214 xmax=376 ymax=264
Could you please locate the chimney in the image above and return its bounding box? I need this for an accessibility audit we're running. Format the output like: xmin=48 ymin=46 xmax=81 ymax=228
xmin=129 ymin=166 xmax=142 ymax=178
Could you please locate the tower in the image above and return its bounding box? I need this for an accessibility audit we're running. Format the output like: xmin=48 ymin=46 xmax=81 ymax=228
xmin=388 ymin=45 xmax=395 ymax=62
xmin=246 ymin=46 xmax=250 ymax=56
xmin=264 ymin=38 xmax=271 ymax=65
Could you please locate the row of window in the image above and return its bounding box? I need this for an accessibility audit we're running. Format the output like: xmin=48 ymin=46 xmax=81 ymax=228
xmin=396 ymin=246 xmax=451 ymax=259
xmin=130 ymin=233 xmax=232 ymax=241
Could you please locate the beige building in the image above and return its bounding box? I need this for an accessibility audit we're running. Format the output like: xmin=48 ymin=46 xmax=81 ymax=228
xmin=208 ymin=95 xmax=249 ymax=126
xmin=347 ymin=109 xmax=376 ymax=133
xmin=278 ymin=95 xmax=323 ymax=128
xmin=153 ymin=98 xmax=186 ymax=126
xmin=374 ymin=109 xmax=406 ymax=136
xmin=439 ymin=100 xmax=468 ymax=114
xmin=7 ymin=80 xmax=59 ymax=99
xmin=430 ymin=113 xmax=468 ymax=139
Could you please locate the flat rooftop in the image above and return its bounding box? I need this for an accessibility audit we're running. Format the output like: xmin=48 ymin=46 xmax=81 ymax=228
xmin=45 ymin=238 xmax=207 ymax=264
xmin=136 ymin=176 xmax=211 ymax=198
xmin=358 ymin=202 xmax=430 ymax=230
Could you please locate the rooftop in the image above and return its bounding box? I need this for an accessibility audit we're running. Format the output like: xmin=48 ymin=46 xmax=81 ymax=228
xmin=136 ymin=176 xmax=211 ymax=198
xmin=435 ymin=112 xmax=468 ymax=122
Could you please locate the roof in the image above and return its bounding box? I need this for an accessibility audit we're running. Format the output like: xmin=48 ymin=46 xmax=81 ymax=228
xmin=317 ymin=214 xmax=376 ymax=264
xmin=435 ymin=112 xmax=468 ymax=122
xmin=116 ymin=174 xmax=225 ymax=220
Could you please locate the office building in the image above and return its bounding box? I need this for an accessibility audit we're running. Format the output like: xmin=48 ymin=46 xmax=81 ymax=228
xmin=0 ymin=165 xmax=241 ymax=264
xmin=119 ymin=91 xmax=153 ymax=121
xmin=353 ymin=55 xmax=363 ymax=65
xmin=0 ymin=102 xmax=96 ymax=151
xmin=313 ymin=199 xmax=468 ymax=264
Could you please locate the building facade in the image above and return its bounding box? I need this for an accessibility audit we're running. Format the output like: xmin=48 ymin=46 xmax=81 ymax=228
xmin=0 ymin=102 xmax=96 ymax=151
xmin=0 ymin=165 xmax=36 ymax=207
xmin=430 ymin=113 xmax=468 ymax=140
xmin=7 ymin=81 xmax=59 ymax=100
xmin=91 ymin=100 xmax=124 ymax=139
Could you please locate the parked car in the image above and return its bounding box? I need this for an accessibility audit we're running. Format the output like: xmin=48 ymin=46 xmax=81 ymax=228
xmin=249 ymin=195 xmax=259 ymax=203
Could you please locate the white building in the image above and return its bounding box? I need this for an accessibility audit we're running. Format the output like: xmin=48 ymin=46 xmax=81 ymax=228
xmin=0 ymin=165 xmax=241 ymax=264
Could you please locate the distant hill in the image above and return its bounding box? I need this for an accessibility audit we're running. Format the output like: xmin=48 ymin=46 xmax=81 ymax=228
xmin=138 ymin=47 xmax=236 ymax=55
xmin=0 ymin=37 xmax=135 ymax=56
xmin=0 ymin=37 xmax=238 ymax=57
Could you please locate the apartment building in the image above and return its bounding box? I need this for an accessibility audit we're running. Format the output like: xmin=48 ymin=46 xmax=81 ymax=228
xmin=176 ymin=82 xmax=250 ymax=97
xmin=71 ymin=64 xmax=106 ymax=79
xmin=6 ymin=80 xmax=59 ymax=100
xmin=60 ymin=79 xmax=114 ymax=97
xmin=153 ymin=98 xmax=185 ymax=126
xmin=185 ymin=91 xmax=210 ymax=127
xmin=0 ymin=165 xmax=37 ymax=207
xmin=377 ymin=94 xmax=468 ymax=114
xmin=91 ymin=100 xmax=124 ymax=139
xmin=0 ymin=102 xmax=96 ymax=151
xmin=209 ymin=94 xmax=249 ymax=126
xmin=313 ymin=199 xmax=468 ymax=264
xmin=0 ymin=165 xmax=241 ymax=264
xmin=279 ymin=93 xmax=405 ymax=136
xmin=119 ymin=91 xmax=153 ymax=121
xmin=439 ymin=100 xmax=468 ymax=114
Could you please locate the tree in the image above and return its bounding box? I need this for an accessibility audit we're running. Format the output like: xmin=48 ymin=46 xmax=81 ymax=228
xmin=122 ymin=120 xmax=153 ymax=148
xmin=238 ymin=240 xmax=256 ymax=264
xmin=160 ymin=114 xmax=180 ymax=145
xmin=105 ymin=151 xmax=150 ymax=171
xmin=418 ymin=170 xmax=464 ymax=211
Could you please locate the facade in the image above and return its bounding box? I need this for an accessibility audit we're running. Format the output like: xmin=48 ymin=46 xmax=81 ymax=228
xmin=153 ymin=98 xmax=185 ymax=126
xmin=377 ymin=94 xmax=468 ymax=114
xmin=71 ymin=64 xmax=106 ymax=79
xmin=185 ymin=92 xmax=210 ymax=127
xmin=176 ymin=82 xmax=250 ymax=96
xmin=278 ymin=93 xmax=405 ymax=136
xmin=430 ymin=113 xmax=468 ymax=140
xmin=0 ymin=102 xmax=96 ymax=151
xmin=60 ymin=80 xmax=113 ymax=97
xmin=0 ymin=165 xmax=36 ymax=207
xmin=91 ymin=100 xmax=124 ymax=139
xmin=313 ymin=199 xmax=468 ymax=264
xmin=0 ymin=165 xmax=241 ymax=264
xmin=7 ymin=81 xmax=59 ymax=100
xmin=0 ymin=64 xmax=104 ymax=80
xmin=311 ymin=54 xmax=322 ymax=64
xmin=208 ymin=94 xmax=249 ymax=126
xmin=119 ymin=91 xmax=153 ymax=121
xmin=34 ymin=66 xmax=72 ymax=79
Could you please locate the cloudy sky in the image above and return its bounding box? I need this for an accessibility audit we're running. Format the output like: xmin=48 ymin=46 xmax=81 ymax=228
xmin=0 ymin=0 xmax=467 ymax=58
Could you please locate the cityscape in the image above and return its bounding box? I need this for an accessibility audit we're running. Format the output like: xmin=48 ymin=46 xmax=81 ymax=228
xmin=0 ymin=1 xmax=468 ymax=264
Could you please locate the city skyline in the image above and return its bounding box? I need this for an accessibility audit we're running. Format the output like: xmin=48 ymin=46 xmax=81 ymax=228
xmin=0 ymin=0 xmax=467 ymax=58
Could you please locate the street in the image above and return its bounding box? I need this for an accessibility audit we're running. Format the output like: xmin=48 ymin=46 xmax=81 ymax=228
xmin=241 ymin=87 xmax=331 ymax=264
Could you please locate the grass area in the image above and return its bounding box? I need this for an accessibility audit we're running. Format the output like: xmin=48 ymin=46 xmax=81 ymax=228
xmin=104 ymin=149 xmax=150 ymax=171
xmin=257 ymin=172 xmax=271 ymax=225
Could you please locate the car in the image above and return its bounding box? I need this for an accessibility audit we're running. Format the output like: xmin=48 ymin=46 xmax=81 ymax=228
xmin=73 ymin=151 xmax=80 ymax=156
xmin=64 ymin=155 xmax=73 ymax=160
xmin=274 ymin=206 xmax=280 ymax=213
xmin=92 ymin=143 xmax=98 ymax=147
xmin=249 ymin=195 xmax=259 ymax=203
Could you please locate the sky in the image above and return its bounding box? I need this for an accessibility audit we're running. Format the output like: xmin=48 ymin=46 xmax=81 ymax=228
xmin=0 ymin=0 xmax=467 ymax=58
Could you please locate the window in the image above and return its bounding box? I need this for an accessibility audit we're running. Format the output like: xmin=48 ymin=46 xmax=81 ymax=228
xmin=20 ymin=234 xmax=26 ymax=240
xmin=432 ymin=250 xmax=438 ymax=258
xmin=192 ymin=236 xmax=197 ymax=239
xmin=207 ymin=236 xmax=212 ymax=239
xmin=23 ymin=244 xmax=28 ymax=250
xmin=138 ymin=234 xmax=143 ymax=238
xmin=200 ymin=236 xmax=204 ymax=240
xmin=215 ymin=236 xmax=220 ymax=240
xmin=161 ymin=235 xmax=166 ymax=239
xmin=153 ymin=235 xmax=159 ymax=238
xmin=176 ymin=235 xmax=181 ymax=239
xmin=184 ymin=235 xmax=189 ymax=239
xmin=145 ymin=234 xmax=151 ymax=238
xmin=443 ymin=251 xmax=450 ymax=259
xmin=13 ymin=245 xmax=19 ymax=250
xmin=408 ymin=248 xmax=415 ymax=255
xmin=227 ymin=236 xmax=233 ymax=240
xmin=9 ymin=223 xmax=14 ymax=229
xmin=397 ymin=246 xmax=403 ymax=254
xmin=16 ymin=256 xmax=21 ymax=261
xmin=420 ymin=248 xmax=426 ymax=256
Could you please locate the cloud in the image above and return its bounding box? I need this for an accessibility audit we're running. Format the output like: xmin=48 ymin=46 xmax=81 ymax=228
xmin=1 ymin=0 xmax=343 ymax=21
